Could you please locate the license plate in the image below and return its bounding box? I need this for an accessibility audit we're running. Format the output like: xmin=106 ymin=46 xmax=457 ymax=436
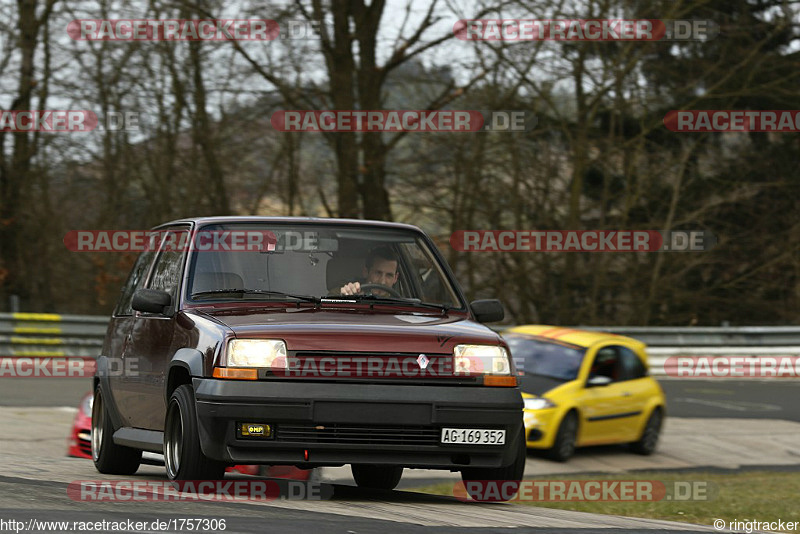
xmin=440 ymin=428 xmax=506 ymax=445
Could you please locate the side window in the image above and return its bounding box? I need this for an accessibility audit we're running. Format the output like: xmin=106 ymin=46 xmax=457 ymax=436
xmin=147 ymin=229 xmax=189 ymax=305
xmin=397 ymin=241 xmax=458 ymax=307
xmin=589 ymin=346 xmax=621 ymax=382
xmin=114 ymin=248 xmax=156 ymax=316
xmin=619 ymin=347 xmax=647 ymax=380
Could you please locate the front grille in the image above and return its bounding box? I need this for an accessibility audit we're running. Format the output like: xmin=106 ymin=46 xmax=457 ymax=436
xmin=78 ymin=429 xmax=92 ymax=455
xmin=276 ymin=424 xmax=440 ymax=446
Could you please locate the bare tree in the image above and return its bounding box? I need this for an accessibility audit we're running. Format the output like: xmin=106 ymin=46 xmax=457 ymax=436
xmin=0 ymin=0 xmax=58 ymax=309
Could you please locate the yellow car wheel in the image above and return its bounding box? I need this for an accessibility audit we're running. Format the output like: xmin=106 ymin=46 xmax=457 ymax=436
xmin=546 ymin=412 xmax=577 ymax=462
xmin=630 ymin=408 xmax=663 ymax=455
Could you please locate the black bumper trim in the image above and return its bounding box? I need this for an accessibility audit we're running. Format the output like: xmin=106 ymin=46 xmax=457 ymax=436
xmin=193 ymin=378 xmax=523 ymax=469
xmin=586 ymin=410 xmax=642 ymax=422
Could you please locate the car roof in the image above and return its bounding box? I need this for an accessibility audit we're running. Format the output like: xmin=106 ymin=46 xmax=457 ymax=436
xmin=503 ymin=324 xmax=647 ymax=350
xmin=151 ymin=216 xmax=423 ymax=233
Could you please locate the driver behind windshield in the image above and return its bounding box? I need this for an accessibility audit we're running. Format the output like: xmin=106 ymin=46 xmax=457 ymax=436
xmin=339 ymin=246 xmax=399 ymax=296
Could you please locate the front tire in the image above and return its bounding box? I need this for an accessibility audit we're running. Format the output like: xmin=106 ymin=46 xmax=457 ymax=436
xmin=164 ymin=385 xmax=225 ymax=481
xmin=460 ymin=430 xmax=526 ymax=502
xmin=630 ymin=409 xmax=663 ymax=455
xmin=91 ymin=387 xmax=141 ymax=475
xmin=351 ymin=465 xmax=403 ymax=490
xmin=546 ymin=412 xmax=577 ymax=462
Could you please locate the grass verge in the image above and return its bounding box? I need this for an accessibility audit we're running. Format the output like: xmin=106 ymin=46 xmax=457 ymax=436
xmin=409 ymin=470 xmax=800 ymax=531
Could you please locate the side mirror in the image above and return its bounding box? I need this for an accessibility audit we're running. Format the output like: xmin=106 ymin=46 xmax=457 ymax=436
xmin=132 ymin=289 xmax=172 ymax=314
xmin=470 ymin=299 xmax=504 ymax=323
xmin=587 ymin=375 xmax=612 ymax=387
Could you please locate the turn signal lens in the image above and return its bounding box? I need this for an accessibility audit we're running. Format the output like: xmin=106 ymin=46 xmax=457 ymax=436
xmin=213 ymin=367 xmax=258 ymax=380
xmin=484 ymin=375 xmax=518 ymax=387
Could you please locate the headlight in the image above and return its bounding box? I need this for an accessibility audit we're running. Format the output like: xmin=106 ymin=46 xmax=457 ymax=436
xmin=227 ymin=339 xmax=287 ymax=368
xmin=524 ymin=398 xmax=556 ymax=410
xmin=453 ymin=345 xmax=511 ymax=375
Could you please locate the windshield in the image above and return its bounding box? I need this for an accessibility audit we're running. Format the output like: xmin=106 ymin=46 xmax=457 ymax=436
xmin=185 ymin=223 xmax=463 ymax=309
xmin=504 ymin=334 xmax=586 ymax=381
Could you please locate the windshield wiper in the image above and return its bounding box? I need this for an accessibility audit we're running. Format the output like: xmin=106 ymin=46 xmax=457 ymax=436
xmin=191 ymin=289 xmax=319 ymax=303
xmin=336 ymin=294 xmax=455 ymax=312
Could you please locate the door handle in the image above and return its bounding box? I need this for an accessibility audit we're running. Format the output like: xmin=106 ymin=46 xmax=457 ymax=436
xmin=622 ymin=392 xmax=632 ymax=397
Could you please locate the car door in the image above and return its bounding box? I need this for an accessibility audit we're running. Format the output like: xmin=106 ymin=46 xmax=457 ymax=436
xmin=122 ymin=227 xmax=189 ymax=430
xmin=577 ymin=345 xmax=634 ymax=445
xmin=107 ymin=244 xmax=158 ymax=427
xmin=615 ymin=345 xmax=654 ymax=441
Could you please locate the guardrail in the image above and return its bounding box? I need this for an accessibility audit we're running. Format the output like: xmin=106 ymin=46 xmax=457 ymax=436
xmin=1 ymin=314 xmax=799 ymax=376
xmin=577 ymin=325 xmax=800 ymax=347
xmin=0 ymin=313 xmax=106 ymax=358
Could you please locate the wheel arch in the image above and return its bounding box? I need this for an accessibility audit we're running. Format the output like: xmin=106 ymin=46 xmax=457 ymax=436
xmin=562 ymin=407 xmax=581 ymax=431
xmin=165 ymin=348 xmax=204 ymax=405
xmin=93 ymin=355 xmax=124 ymax=431
xmin=634 ymin=402 xmax=665 ymax=441
xmin=556 ymin=406 xmax=582 ymax=444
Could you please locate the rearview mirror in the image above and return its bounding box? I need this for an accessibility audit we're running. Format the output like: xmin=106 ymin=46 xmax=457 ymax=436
xmin=132 ymin=289 xmax=172 ymax=314
xmin=587 ymin=375 xmax=612 ymax=387
xmin=470 ymin=299 xmax=505 ymax=323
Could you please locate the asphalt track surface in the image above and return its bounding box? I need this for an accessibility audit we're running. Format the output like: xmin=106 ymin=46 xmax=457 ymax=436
xmin=0 ymin=471 xmax=720 ymax=534
xmin=658 ymin=379 xmax=800 ymax=421
xmin=0 ymin=377 xmax=796 ymax=533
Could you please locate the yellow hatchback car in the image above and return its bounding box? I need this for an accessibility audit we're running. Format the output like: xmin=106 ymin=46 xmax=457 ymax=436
xmin=503 ymin=325 xmax=666 ymax=462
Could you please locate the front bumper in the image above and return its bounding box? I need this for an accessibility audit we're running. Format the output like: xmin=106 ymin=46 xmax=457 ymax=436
xmin=193 ymin=378 xmax=523 ymax=470
xmin=523 ymin=407 xmax=559 ymax=448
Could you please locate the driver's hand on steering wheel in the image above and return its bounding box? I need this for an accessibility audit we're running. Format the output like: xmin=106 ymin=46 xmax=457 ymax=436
xmin=340 ymin=282 xmax=361 ymax=295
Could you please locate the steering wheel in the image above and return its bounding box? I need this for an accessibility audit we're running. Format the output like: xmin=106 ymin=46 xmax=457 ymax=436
xmin=358 ymin=283 xmax=403 ymax=298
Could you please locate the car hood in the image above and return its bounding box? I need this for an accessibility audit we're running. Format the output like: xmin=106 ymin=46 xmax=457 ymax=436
xmin=189 ymin=308 xmax=503 ymax=353
xmin=519 ymin=374 xmax=570 ymax=396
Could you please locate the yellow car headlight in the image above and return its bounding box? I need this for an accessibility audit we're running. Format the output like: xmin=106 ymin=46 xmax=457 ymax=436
xmin=524 ymin=398 xmax=556 ymax=410
xmin=454 ymin=344 xmax=511 ymax=375
xmin=227 ymin=339 xmax=287 ymax=368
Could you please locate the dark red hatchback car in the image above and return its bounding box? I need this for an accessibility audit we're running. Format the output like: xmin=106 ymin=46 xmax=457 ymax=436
xmin=92 ymin=217 xmax=525 ymax=495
